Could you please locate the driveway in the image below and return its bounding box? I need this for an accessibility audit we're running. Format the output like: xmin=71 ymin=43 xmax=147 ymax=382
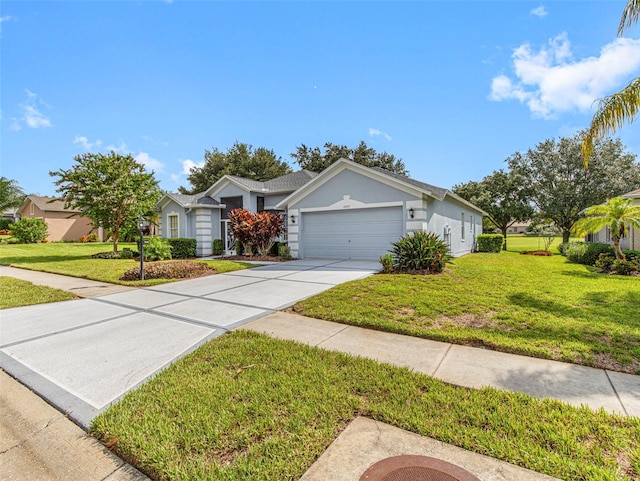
xmin=0 ymin=259 xmax=378 ymax=428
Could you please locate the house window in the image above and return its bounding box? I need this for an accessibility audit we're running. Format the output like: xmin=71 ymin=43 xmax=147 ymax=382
xmin=221 ymin=196 xmax=243 ymax=219
xmin=257 ymin=196 xmax=265 ymax=212
xmin=168 ymin=214 xmax=179 ymax=239
xmin=605 ymin=226 xmax=611 ymax=243
xmin=30 ymin=202 xmax=34 ymax=216
xmin=469 ymin=215 xmax=474 ymax=234
xmin=461 ymin=213 xmax=465 ymax=240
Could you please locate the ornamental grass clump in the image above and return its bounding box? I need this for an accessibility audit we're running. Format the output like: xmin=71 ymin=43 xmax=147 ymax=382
xmin=390 ymin=231 xmax=452 ymax=273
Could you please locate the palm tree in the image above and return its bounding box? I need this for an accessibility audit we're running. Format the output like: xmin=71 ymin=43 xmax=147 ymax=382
xmin=572 ymin=197 xmax=640 ymax=259
xmin=582 ymin=0 xmax=640 ymax=163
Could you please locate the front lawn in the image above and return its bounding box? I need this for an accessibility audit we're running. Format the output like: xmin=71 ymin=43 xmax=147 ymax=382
xmin=294 ymin=252 xmax=640 ymax=373
xmin=0 ymin=242 xmax=251 ymax=286
xmin=91 ymin=331 xmax=640 ymax=481
xmin=0 ymin=276 xmax=76 ymax=308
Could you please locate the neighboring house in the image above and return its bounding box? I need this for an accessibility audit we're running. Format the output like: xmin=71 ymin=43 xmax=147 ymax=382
xmin=586 ymin=189 xmax=640 ymax=251
xmin=17 ymin=195 xmax=97 ymax=242
xmin=507 ymin=221 xmax=531 ymax=234
xmin=158 ymin=159 xmax=486 ymax=259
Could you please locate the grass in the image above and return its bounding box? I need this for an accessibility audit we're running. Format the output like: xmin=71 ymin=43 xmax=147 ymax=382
xmin=504 ymin=234 xmax=571 ymax=253
xmin=294 ymin=247 xmax=640 ymax=373
xmin=0 ymin=276 xmax=76 ymax=308
xmin=91 ymin=330 xmax=640 ymax=481
xmin=0 ymin=242 xmax=252 ymax=286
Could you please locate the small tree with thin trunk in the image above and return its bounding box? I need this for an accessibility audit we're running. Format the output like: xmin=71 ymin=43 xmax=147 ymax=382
xmin=572 ymin=197 xmax=640 ymax=260
xmin=50 ymin=151 xmax=161 ymax=252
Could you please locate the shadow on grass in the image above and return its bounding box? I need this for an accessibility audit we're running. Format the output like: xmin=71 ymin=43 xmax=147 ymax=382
xmin=0 ymin=254 xmax=96 ymax=265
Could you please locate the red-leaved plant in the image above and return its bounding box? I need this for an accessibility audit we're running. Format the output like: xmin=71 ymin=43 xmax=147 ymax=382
xmin=228 ymin=209 xmax=283 ymax=256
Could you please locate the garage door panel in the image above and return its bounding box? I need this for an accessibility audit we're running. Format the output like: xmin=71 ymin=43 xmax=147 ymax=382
xmin=301 ymin=207 xmax=403 ymax=260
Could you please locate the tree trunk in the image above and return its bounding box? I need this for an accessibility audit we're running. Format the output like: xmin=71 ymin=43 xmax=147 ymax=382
xmin=112 ymin=229 xmax=119 ymax=253
xmin=613 ymin=238 xmax=625 ymax=260
xmin=501 ymin=227 xmax=508 ymax=250
xmin=562 ymin=229 xmax=571 ymax=244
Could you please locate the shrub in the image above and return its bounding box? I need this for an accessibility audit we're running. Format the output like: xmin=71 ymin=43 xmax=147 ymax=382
xmin=391 ymin=231 xmax=452 ymax=273
xmin=235 ymin=240 xmax=244 ymax=256
xmin=11 ymin=217 xmax=48 ymax=243
xmin=144 ymin=236 xmax=172 ymax=261
xmin=379 ymin=253 xmax=394 ymax=273
xmin=6 ymin=237 xmax=19 ymax=244
xmin=558 ymin=241 xmax=584 ymax=256
xmin=212 ymin=239 xmax=224 ymax=256
xmin=611 ymin=259 xmax=639 ymax=276
xmin=0 ymin=229 xmax=12 ymax=235
xmin=269 ymin=241 xmax=280 ymax=256
xmin=119 ymin=261 xmax=214 ymax=281
xmin=119 ymin=248 xmax=136 ymax=259
xmin=278 ymin=242 xmax=291 ymax=259
xmin=167 ymin=238 xmax=197 ymax=259
xmin=91 ymin=251 xmax=120 ymax=259
xmin=0 ymin=218 xmax=14 ymax=230
xmin=476 ymin=234 xmax=504 ymax=253
xmin=228 ymin=209 xmax=284 ymax=257
xmin=595 ymin=253 xmax=615 ymax=272
xmin=565 ymin=242 xmax=613 ymax=266
xmin=622 ymin=249 xmax=640 ymax=264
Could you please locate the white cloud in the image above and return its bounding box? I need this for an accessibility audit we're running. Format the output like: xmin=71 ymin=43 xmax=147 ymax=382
xmin=135 ymin=151 xmax=165 ymax=173
xmin=530 ymin=6 xmax=547 ymax=18
xmin=105 ymin=141 xmax=128 ymax=153
xmin=73 ymin=136 xmax=103 ymax=151
xmin=0 ymin=15 xmax=13 ymax=23
xmin=368 ymin=127 xmax=392 ymax=141
xmin=181 ymin=159 xmax=204 ymax=175
xmin=489 ymin=33 xmax=640 ymax=118
xmin=10 ymin=89 xmax=52 ymax=129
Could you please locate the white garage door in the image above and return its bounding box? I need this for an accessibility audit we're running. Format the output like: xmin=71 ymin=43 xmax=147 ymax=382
xmin=301 ymin=207 xmax=403 ymax=260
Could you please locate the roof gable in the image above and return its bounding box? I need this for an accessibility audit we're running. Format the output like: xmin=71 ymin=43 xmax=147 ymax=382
xmin=21 ymin=195 xmax=81 ymax=213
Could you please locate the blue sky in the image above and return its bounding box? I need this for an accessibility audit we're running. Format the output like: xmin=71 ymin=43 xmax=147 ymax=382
xmin=2 ymin=1 xmax=639 ymax=197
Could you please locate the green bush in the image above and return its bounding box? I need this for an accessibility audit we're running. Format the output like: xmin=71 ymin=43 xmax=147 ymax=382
xmin=594 ymin=253 xmax=615 ymax=272
xmin=379 ymin=253 xmax=393 ymax=273
xmin=11 ymin=217 xmax=48 ymax=243
xmin=0 ymin=218 xmax=15 ymax=230
xmin=611 ymin=259 xmax=639 ymax=276
xmin=622 ymin=249 xmax=640 ymax=264
xmin=557 ymin=241 xmax=584 ymax=256
xmin=212 ymin=239 xmax=224 ymax=256
xmin=91 ymin=251 xmax=120 ymax=259
xmin=119 ymin=261 xmax=214 ymax=281
xmin=278 ymin=242 xmax=291 ymax=259
xmin=144 ymin=236 xmax=172 ymax=261
xmin=476 ymin=234 xmax=504 ymax=253
xmin=565 ymin=242 xmax=613 ymax=266
xmin=119 ymin=248 xmax=137 ymax=259
xmin=235 ymin=240 xmax=244 ymax=256
xmin=167 ymin=238 xmax=196 ymax=259
xmin=269 ymin=241 xmax=280 ymax=256
xmin=391 ymin=231 xmax=452 ymax=273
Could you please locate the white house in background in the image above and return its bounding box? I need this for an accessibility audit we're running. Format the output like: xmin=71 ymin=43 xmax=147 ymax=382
xmin=586 ymin=188 xmax=640 ymax=251
xmin=157 ymin=158 xmax=486 ymax=259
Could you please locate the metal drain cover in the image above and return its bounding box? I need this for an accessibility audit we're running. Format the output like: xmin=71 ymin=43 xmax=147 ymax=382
xmin=360 ymin=455 xmax=481 ymax=481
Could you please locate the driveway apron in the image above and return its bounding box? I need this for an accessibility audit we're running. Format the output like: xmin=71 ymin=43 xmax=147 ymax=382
xmin=0 ymin=259 xmax=378 ymax=428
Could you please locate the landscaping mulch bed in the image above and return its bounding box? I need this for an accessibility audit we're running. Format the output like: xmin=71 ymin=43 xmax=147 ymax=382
xmin=221 ymin=255 xmax=290 ymax=262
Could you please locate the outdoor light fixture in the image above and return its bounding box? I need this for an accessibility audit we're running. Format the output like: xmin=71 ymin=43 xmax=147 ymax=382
xmin=290 ymin=214 xmax=296 ymax=224
xmin=409 ymin=208 xmax=415 ymax=219
xmin=137 ymin=216 xmax=149 ymax=281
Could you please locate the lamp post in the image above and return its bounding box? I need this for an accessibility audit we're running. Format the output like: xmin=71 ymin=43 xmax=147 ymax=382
xmin=137 ymin=216 xmax=148 ymax=281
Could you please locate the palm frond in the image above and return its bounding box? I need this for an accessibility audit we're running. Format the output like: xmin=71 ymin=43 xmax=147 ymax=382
xmin=582 ymin=77 xmax=640 ymax=164
xmin=619 ymin=0 xmax=640 ymax=35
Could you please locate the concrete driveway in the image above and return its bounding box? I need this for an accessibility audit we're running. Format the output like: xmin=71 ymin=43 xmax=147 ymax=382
xmin=0 ymin=259 xmax=378 ymax=428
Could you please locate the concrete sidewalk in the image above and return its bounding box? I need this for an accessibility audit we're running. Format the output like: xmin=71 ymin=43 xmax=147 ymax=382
xmin=0 ymin=265 xmax=134 ymax=297
xmin=244 ymin=312 xmax=640 ymax=417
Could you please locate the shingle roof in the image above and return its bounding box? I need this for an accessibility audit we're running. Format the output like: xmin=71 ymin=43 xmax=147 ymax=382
xmin=28 ymin=196 xmax=81 ymax=213
xmin=166 ymin=193 xmax=220 ymax=207
xmin=370 ymin=167 xmax=448 ymax=200
xmin=622 ymin=188 xmax=640 ymax=198
xmin=226 ymin=170 xmax=317 ymax=193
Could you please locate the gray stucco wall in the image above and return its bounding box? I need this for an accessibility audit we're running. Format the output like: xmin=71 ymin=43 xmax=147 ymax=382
xmin=214 ymin=184 xmax=250 ymax=215
xmin=426 ymin=196 xmax=482 ymax=257
xmin=160 ymin=200 xmax=189 ymax=239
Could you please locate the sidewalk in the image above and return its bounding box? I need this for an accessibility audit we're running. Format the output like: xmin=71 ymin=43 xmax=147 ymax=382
xmin=1 ymin=267 xmax=638 ymax=481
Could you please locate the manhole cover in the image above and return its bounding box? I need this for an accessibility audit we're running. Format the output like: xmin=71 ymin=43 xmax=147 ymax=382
xmin=360 ymin=455 xmax=481 ymax=481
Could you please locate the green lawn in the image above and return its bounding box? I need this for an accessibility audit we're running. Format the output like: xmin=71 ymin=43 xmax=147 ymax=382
xmin=91 ymin=331 xmax=640 ymax=481
xmin=504 ymin=233 xmax=571 ymax=253
xmin=0 ymin=276 xmax=76 ymax=308
xmin=0 ymin=242 xmax=251 ymax=286
xmin=294 ymin=250 xmax=640 ymax=373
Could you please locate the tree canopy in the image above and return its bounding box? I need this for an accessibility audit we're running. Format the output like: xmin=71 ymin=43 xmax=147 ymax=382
xmin=0 ymin=177 xmax=25 ymax=212
xmin=582 ymin=0 xmax=640 ymax=163
xmin=179 ymin=142 xmax=292 ymax=195
xmin=290 ymin=141 xmax=407 ymax=175
xmin=508 ymin=133 xmax=640 ymax=243
xmin=453 ymin=169 xmax=533 ymax=247
xmin=50 ymin=151 xmax=161 ymax=252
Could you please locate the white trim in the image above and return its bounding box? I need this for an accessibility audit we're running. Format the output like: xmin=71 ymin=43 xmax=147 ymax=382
xmin=204 ymin=176 xmax=253 ymax=197
xmin=299 ymin=200 xmax=403 ymax=214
